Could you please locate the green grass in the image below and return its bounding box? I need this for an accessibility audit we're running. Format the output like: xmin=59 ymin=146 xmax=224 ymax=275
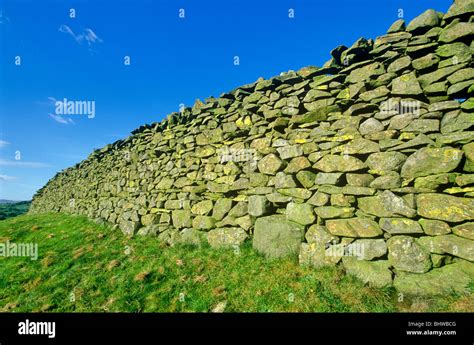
xmin=0 ymin=201 xmax=31 ymax=220
xmin=0 ymin=213 xmax=472 ymax=312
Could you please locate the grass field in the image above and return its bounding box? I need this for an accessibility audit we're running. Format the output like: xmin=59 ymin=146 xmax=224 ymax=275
xmin=0 ymin=213 xmax=472 ymax=312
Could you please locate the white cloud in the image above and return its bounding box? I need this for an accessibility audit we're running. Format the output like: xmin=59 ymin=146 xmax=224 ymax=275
xmin=81 ymin=28 xmax=103 ymax=45
xmin=0 ymin=11 xmax=10 ymax=24
xmin=49 ymin=113 xmax=74 ymax=125
xmin=58 ymin=24 xmax=75 ymax=37
xmin=59 ymin=25 xmax=103 ymax=48
xmin=0 ymin=140 xmax=9 ymax=148
xmin=0 ymin=174 xmax=17 ymax=181
xmin=0 ymin=159 xmax=52 ymax=168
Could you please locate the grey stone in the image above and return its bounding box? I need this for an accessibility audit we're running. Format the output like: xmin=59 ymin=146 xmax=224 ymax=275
xmin=253 ymin=215 xmax=305 ymax=259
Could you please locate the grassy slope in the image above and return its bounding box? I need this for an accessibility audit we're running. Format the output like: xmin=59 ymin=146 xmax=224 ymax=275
xmin=0 ymin=213 xmax=472 ymax=312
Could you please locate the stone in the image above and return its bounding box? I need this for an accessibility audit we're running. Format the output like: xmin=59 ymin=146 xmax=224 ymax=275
xmin=286 ymin=156 xmax=311 ymax=173
xmin=326 ymin=218 xmax=383 ymax=238
xmin=379 ymin=217 xmax=424 ymax=235
xmin=179 ymin=228 xmax=206 ymax=247
xmin=277 ymin=145 xmax=303 ymax=160
xmin=444 ymin=0 xmax=474 ymax=20
xmin=394 ymin=261 xmax=474 ymax=295
xmin=314 ymin=172 xmax=343 ymax=185
xmin=447 ymin=68 xmax=474 ymax=85
xmin=369 ymin=173 xmax=401 ymax=189
xmin=141 ymin=214 xmax=157 ymax=227
xmin=358 ymin=196 xmax=394 ymax=218
xmin=137 ymin=224 xmax=161 ymax=236
xmin=296 ymin=170 xmax=316 ymax=188
xmin=212 ymin=198 xmax=233 ymax=221
xmin=403 ymin=119 xmax=439 ymax=133
xmin=207 ymin=182 xmax=230 ymax=193
xmin=387 ymin=236 xmax=432 ymax=273
xmin=253 ymin=215 xmax=305 ymax=259
xmin=346 ymin=173 xmax=374 ymax=187
xmin=360 ymin=191 xmax=416 ymax=218
xmin=332 ymin=138 xmax=380 ymax=155
xmin=439 ymin=22 xmax=474 ymax=43
xmin=412 ymin=53 xmax=440 ymax=70
xmin=414 ymin=173 xmax=451 ymax=189
xmin=452 ymin=222 xmax=474 ymax=240
xmin=207 ymin=228 xmax=248 ymax=248
xmin=314 ymin=206 xmax=354 ymax=219
xmin=359 ymin=86 xmax=390 ymax=102
xmin=228 ymin=202 xmax=248 ymax=218
xmin=278 ymin=188 xmax=312 ymax=200
xmin=330 ymin=193 xmax=355 ymax=207
xmin=191 ymin=200 xmax=213 ymax=215
xmin=157 ymin=228 xmax=180 ymax=246
xmin=387 ymin=19 xmax=405 ymax=33
xmin=286 ymin=202 xmax=315 ymax=225
xmin=346 ymin=239 xmax=387 ymax=261
xmin=299 ymin=241 xmax=342 ymax=268
xmin=387 ymin=56 xmax=411 ymax=73
xmin=400 ymin=147 xmax=463 ymax=178
xmin=418 ymin=64 xmax=466 ymax=88
xmin=391 ymin=72 xmax=423 ymax=96
xmin=416 ymin=193 xmax=474 ymax=222
xmin=307 ymin=191 xmax=329 ymax=206
xmin=419 ymin=219 xmax=451 ymax=236
xmin=275 ymin=172 xmax=298 ymax=189
xmin=119 ymin=220 xmax=140 ymax=236
xmin=172 ymin=210 xmax=192 ymax=229
xmin=304 ymin=224 xmax=338 ymax=244
xmin=406 ymin=9 xmax=439 ymax=33
xmin=346 ymin=62 xmax=385 ymax=84
xmin=342 ymin=186 xmax=376 ymax=196
xmin=258 ymin=154 xmax=284 ymax=175
xmin=455 ymin=174 xmax=474 ymax=186
xmin=366 ymin=152 xmax=407 ymax=172
xmin=248 ymin=195 xmax=270 ymax=217
xmin=291 ymin=105 xmax=339 ymax=124
xmin=192 ymin=216 xmax=216 ymax=230
xmin=463 ymin=142 xmax=474 ymax=172
xmin=314 ymin=155 xmax=366 ymax=172
xmin=343 ymin=257 xmax=392 ymax=288
xmin=441 ymin=111 xmax=474 ymax=134
xmin=359 ymin=118 xmax=384 ymax=135
xmin=419 ymin=234 xmax=474 ymax=262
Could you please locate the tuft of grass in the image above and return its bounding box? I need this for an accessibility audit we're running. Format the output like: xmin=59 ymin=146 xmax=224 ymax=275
xmin=0 ymin=213 xmax=471 ymax=312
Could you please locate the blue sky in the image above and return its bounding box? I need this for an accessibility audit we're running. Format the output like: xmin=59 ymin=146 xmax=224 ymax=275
xmin=0 ymin=0 xmax=451 ymax=200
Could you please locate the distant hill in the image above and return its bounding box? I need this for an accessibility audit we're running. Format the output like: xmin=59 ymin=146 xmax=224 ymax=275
xmin=0 ymin=199 xmax=21 ymax=204
xmin=0 ymin=200 xmax=31 ymax=220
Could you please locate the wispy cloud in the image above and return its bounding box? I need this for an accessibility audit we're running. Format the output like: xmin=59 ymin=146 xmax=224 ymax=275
xmin=49 ymin=113 xmax=75 ymax=125
xmin=0 ymin=174 xmax=17 ymax=182
xmin=58 ymin=25 xmax=103 ymax=50
xmin=0 ymin=10 xmax=10 ymax=25
xmin=47 ymin=98 xmax=74 ymax=125
xmin=0 ymin=159 xmax=52 ymax=168
xmin=0 ymin=140 xmax=9 ymax=148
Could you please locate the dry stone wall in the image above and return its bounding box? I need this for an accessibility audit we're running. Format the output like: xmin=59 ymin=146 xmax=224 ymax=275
xmin=30 ymin=1 xmax=474 ymax=295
